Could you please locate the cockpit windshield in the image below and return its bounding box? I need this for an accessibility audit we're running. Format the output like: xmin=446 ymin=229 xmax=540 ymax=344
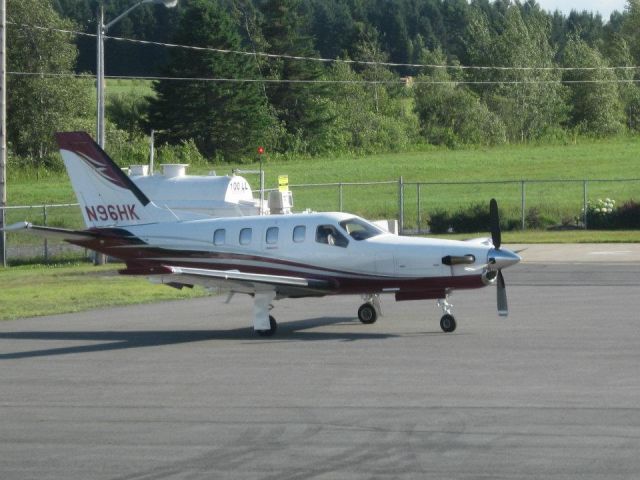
xmin=339 ymin=217 xmax=385 ymax=241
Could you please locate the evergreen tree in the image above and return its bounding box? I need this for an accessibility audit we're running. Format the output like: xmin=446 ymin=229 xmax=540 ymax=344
xmin=257 ymin=0 xmax=332 ymax=154
xmin=148 ymin=0 xmax=272 ymax=161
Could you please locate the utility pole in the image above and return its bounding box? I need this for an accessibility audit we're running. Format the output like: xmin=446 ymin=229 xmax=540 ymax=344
xmin=0 ymin=0 xmax=7 ymax=267
xmin=96 ymin=3 xmax=105 ymax=147
xmin=97 ymin=0 xmax=178 ymax=149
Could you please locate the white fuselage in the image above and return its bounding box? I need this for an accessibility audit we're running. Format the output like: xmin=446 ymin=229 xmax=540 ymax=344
xmin=124 ymin=211 xmax=494 ymax=282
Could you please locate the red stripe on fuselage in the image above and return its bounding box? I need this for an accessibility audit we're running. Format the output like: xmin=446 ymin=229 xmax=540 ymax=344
xmin=68 ymin=234 xmax=486 ymax=295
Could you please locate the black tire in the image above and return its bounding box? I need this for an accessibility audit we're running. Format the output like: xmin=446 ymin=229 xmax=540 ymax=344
xmin=440 ymin=314 xmax=456 ymax=333
xmin=358 ymin=303 xmax=377 ymax=324
xmin=257 ymin=315 xmax=278 ymax=337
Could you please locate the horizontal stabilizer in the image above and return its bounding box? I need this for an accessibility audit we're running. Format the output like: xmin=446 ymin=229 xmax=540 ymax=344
xmin=1 ymin=221 xmax=98 ymax=241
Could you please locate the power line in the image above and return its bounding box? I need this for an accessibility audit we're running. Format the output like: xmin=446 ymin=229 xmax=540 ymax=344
xmin=8 ymin=21 xmax=640 ymax=73
xmin=8 ymin=71 xmax=640 ymax=85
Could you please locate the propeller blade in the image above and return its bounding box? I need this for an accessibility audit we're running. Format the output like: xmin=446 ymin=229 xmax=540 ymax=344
xmin=497 ymin=270 xmax=508 ymax=317
xmin=489 ymin=198 xmax=501 ymax=249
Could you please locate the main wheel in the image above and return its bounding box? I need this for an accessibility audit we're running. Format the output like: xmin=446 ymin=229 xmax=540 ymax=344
xmin=358 ymin=303 xmax=377 ymax=324
xmin=257 ymin=315 xmax=278 ymax=337
xmin=440 ymin=314 xmax=456 ymax=333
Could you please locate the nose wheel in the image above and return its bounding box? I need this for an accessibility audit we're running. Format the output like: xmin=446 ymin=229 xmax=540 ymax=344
xmin=437 ymin=296 xmax=457 ymax=333
xmin=440 ymin=314 xmax=456 ymax=333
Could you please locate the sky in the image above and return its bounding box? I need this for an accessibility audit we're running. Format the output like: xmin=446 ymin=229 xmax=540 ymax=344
xmin=535 ymin=0 xmax=627 ymax=20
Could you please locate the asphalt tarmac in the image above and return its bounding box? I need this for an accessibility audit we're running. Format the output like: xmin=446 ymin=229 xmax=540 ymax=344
xmin=1 ymin=253 xmax=640 ymax=479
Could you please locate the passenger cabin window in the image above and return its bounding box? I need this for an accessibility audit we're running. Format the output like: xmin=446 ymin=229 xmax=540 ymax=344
xmin=213 ymin=228 xmax=226 ymax=246
xmin=266 ymin=226 xmax=279 ymax=245
xmin=339 ymin=217 xmax=384 ymax=241
xmin=293 ymin=225 xmax=306 ymax=243
xmin=316 ymin=225 xmax=349 ymax=248
xmin=239 ymin=228 xmax=252 ymax=245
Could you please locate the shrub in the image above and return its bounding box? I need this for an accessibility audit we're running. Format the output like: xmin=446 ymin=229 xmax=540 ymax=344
xmin=584 ymin=198 xmax=616 ymax=229
xmin=614 ymin=201 xmax=640 ymax=229
xmin=156 ymin=139 xmax=208 ymax=167
xmin=427 ymin=210 xmax=452 ymax=234
xmin=583 ymin=198 xmax=640 ymax=229
xmin=525 ymin=207 xmax=558 ymax=229
xmin=427 ymin=203 xmax=519 ymax=234
xmin=106 ymin=92 xmax=149 ymax=137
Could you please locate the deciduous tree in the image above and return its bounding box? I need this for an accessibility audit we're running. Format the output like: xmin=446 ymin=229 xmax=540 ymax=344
xmin=7 ymin=0 xmax=93 ymax=164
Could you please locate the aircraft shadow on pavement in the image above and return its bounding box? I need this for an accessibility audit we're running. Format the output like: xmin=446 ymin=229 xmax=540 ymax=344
xmin=0 ymin=316 xmax=401 ymax=359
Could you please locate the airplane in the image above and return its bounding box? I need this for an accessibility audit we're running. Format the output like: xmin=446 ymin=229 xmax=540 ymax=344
xmin=5 ymin=132 xmax=521 ymax=336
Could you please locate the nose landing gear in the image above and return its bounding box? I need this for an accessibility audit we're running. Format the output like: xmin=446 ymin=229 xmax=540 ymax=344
xmin=437 ymin=297 xmax=457 ymax=333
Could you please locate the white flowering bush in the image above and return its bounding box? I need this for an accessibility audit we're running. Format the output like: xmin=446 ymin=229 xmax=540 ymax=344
xmin=581 ymin=198 xmax=617 ymax=228
xmin=590 ymin=198 xmax=616 ymax=215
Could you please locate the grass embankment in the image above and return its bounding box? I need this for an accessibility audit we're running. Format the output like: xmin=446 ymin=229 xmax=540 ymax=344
xmin=5 ymin=136 xmax=640 ymax=253
xmin=9 ymin=135 xmax=640 ymax=219
xmin=0 ymin=262 xmax=207 ymax=321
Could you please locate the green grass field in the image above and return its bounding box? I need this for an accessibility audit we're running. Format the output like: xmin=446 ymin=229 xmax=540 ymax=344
xmin=106 ymin=79 xmax=154 ymax=97
xmin=7 ymin=135 xmax=640 ymax=232
xmin=0 ymin=262 xmax=207 ymax=321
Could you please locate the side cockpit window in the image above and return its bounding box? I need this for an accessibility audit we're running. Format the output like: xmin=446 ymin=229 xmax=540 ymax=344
xmin=315 ymin=225 xmax=349 ymax=248
xmin=339 ymin=217 xmax=384 ymax=241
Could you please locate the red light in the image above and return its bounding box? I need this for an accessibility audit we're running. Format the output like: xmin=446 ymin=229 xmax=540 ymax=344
xmin=257 ymin=146 xmax=265 ymax=155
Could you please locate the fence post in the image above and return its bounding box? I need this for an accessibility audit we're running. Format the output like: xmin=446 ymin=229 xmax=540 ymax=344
xmin=43 ymin=204 xmax=48 ymax=261
xmin=417 ymin=183 xmax=421 ymax=234
xmin=0 ymin=206 xmax=5 ymax=267
xmin=521 ymin=180 xmax=526 ymax=230
xmin=398 ymin=176 xmax=404 ymax=235
xmin=338 ymin=182 xmax=343 ymax=212
xmin=583 ymin=180 xmax=588 ymax=229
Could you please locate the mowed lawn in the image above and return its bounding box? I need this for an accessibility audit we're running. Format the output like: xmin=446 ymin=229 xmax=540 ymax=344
xmin=8 ymin=135 xmax=640 ymax=228
xmin=0 ymin=263 xmax=206 ymax=321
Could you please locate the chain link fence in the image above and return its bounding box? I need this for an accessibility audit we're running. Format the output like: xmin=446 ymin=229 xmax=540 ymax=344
xmin=1 ymin=203 xmax=90 ymax=264
xmin=2 ymin=178 xmax=639 ymax=263
xmin=288 ymin=177 xmax=640 ymax=233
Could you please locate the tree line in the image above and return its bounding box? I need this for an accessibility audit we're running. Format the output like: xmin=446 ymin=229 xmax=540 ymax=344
xmin=8 ymin=0 xmax=640 ymax=167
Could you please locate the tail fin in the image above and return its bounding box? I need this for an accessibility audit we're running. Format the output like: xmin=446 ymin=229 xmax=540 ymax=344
xmin=56 ymin=132 xmax=175 ymax=228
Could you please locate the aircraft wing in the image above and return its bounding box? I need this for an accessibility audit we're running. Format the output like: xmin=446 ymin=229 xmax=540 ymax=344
xmin=160 ymin=265 xmax=333 ymax=297
xmin=2 ymin=221 xmax=98 ymax=241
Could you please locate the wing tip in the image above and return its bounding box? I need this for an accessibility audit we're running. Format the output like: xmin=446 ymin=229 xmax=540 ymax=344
xmin=1 ymin=221 xmax=31 ymax=232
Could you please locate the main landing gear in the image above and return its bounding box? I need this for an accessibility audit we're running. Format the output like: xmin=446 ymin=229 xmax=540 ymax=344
xmin=358 ymin=294 xmax=382 ymax=324
xmin=256 ymin=315 xmax=278 ymax=337
xmin=437 ymin=297 xmax=457 ymax=333
xmin=253 ymin=291 xmax=278 ymax=337
xmin=253 ymin=291 xmax=458 ymax=336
